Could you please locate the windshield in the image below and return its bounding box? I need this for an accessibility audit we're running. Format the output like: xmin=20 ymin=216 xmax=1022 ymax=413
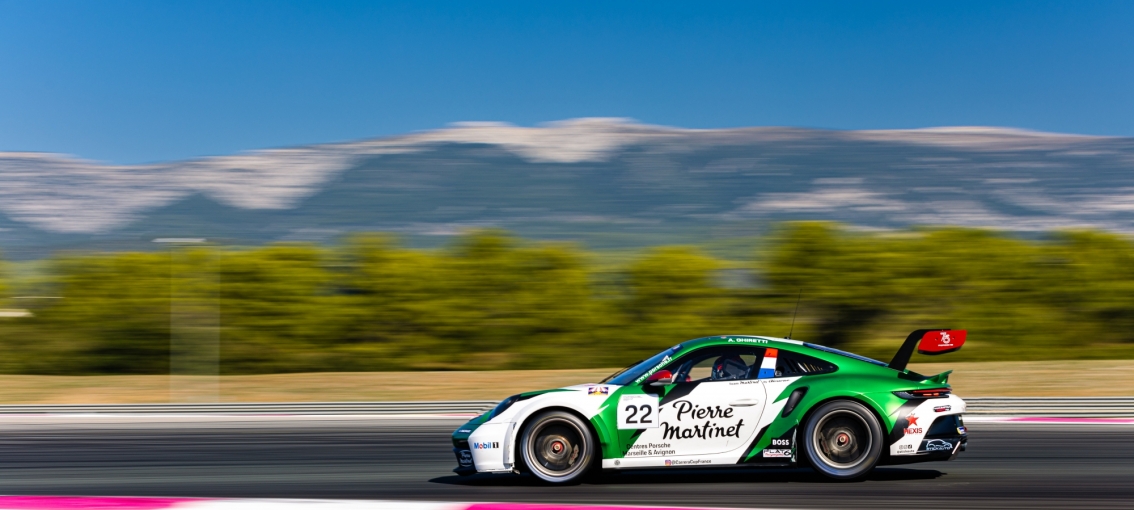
xmin=804 ymin=343 xmax=888 ymax=367
xmin=600 ymin=359 xmax=644 ymax=384
xmin=605 ymin=344 xmax=684 ymax=386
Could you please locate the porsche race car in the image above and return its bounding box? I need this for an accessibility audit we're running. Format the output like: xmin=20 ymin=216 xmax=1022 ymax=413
xmin=452 ymin=329 xmax=968 ymax=483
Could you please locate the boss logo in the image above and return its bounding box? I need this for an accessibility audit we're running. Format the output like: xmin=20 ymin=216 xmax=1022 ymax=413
xmin=771 ymin=439 xmax=791 ymax=446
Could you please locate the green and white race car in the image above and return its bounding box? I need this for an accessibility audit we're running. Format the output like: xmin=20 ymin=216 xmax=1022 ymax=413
xmin=451 ymin=329 xmax=968 ymax=483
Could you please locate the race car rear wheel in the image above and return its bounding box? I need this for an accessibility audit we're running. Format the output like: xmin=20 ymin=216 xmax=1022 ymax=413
xmin=802 ymin=400 xmax=883 ymax=480
xmin=519 ymin=410 xmax=596 ymax=484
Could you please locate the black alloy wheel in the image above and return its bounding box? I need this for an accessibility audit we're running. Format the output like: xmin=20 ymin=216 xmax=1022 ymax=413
xmin=519 ymin=410 xmax=596 ymax=484
xmin=802 ymin=400 xmax=884 ymax=480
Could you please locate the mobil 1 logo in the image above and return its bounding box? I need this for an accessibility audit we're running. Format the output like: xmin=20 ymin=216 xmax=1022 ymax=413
xmin=618 ymin=394 xmax=660 ymax=430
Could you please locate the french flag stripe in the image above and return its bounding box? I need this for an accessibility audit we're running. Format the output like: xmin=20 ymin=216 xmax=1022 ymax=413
xmin=757 ymin=348 xmax=778 ymax=378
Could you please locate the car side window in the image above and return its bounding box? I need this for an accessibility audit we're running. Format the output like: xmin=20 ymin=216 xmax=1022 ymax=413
xmin=766 ymin=349 xmax=837 ymax=378
xmin=666 ymin=346 xmax=765 ymax=383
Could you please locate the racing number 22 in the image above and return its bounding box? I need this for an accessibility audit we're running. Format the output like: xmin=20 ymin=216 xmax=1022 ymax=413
xmin=623 ymin=404 xmax=653 ymax=424
xmin=617 ymin=395 xmax=659 ymax=429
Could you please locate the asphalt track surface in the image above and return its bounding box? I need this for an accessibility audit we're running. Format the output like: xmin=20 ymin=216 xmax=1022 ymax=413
xmin=0 ymin=416 xmax=1131 ymax=509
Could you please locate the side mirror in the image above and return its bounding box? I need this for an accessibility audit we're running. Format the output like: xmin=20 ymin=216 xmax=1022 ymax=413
xmin=918 ymin=330 xmax=966 ymax=355
xmin=646 ymin=370 xmax=673 ymax=386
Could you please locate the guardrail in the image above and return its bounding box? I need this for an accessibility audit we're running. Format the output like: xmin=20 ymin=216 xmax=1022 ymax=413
xmin=964 ymin=397 xmax=1134 ymax=417
xmin=0 ymin=398 xmax=1130 ymax=417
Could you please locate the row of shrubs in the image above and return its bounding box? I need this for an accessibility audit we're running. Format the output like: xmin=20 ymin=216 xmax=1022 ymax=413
xmin=2 ymin=222 xmax=1134 ymax=374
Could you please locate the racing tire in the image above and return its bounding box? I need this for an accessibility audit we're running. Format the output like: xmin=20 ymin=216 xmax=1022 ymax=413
xmin=519 ymin=410 xmax=596 ymax=484
xmin=802 ymin=400 xmax=884 ymax=481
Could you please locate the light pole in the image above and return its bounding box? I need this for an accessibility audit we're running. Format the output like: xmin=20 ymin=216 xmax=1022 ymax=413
xmin=153 ymin=238 xmax=218 ymax=403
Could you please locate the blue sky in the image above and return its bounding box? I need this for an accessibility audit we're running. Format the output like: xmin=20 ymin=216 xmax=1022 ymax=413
xmin=1 ymin=1 xmax=1132 ymax=164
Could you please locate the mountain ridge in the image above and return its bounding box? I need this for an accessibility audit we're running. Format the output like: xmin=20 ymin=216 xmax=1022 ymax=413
xmin=3 ymin=119 xmax=1134 ymax=258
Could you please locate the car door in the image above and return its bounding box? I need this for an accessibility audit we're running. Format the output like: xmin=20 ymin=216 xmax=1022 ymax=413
xmin=630 ymin=346 xmax=768 ymax=458
xmin=750 ymin=347 xmax=838 ymax=423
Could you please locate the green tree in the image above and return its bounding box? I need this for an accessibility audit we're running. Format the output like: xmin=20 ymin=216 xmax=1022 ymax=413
xmin=4 ymin=224 xmax=1134 ymax=376
xmin=21 ymin=252 xmax=172 ymax=374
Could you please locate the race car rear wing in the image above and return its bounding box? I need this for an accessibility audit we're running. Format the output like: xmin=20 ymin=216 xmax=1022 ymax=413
xmin=888 ymin=329 xmax=967 ymax=372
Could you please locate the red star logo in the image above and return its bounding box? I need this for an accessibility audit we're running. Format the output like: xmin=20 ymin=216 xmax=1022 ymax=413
xmin=907 ymin=414 xmax=920 ymax=426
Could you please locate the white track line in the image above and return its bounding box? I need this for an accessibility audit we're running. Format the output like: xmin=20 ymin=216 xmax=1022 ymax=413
xmin=0 ymin=498 xmax=791 ymax=510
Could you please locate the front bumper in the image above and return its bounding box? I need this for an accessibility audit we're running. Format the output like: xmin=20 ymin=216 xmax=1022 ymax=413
xmin=452 ymin=447 xmax=476 ymax=476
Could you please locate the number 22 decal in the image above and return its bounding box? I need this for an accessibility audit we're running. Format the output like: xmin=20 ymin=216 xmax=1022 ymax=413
xmin=617 ymin=395 xmax=659 ymax=429
xmin=624 ymin=404 xmax=653 ymax=424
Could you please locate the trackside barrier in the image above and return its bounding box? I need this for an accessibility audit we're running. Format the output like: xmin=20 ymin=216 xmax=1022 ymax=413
xmin=963 ymin=397 xmax=1134 ymax=417
xmin=0 ymin=398 xmax=1131 ymax=417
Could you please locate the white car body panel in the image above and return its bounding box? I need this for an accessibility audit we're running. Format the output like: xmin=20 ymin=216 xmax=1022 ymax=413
xmin=888 ymin=394 xmax=967 ymax=456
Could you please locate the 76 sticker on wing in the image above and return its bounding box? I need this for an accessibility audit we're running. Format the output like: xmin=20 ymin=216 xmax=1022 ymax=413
xmin=617 ymin=394 xmax=660 ymax=429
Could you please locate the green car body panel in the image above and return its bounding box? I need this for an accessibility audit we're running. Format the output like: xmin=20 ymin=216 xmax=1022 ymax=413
xmin=452 ymin=334 xmax=968 ymax=476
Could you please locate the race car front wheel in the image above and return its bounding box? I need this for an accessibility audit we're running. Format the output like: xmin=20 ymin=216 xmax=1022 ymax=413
xmin=802 ymin=400 xmax=883 ymax=480
xmin=519 ymin=410 xmax=596 ymax=484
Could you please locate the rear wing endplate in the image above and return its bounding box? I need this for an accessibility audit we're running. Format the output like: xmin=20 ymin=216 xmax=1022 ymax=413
xmin=888 ymin=329 xmax=967 ymax=372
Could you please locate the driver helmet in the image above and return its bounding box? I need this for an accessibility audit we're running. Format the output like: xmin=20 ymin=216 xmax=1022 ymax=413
xmin=712 ymin=354 xmax=748 ymax=381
